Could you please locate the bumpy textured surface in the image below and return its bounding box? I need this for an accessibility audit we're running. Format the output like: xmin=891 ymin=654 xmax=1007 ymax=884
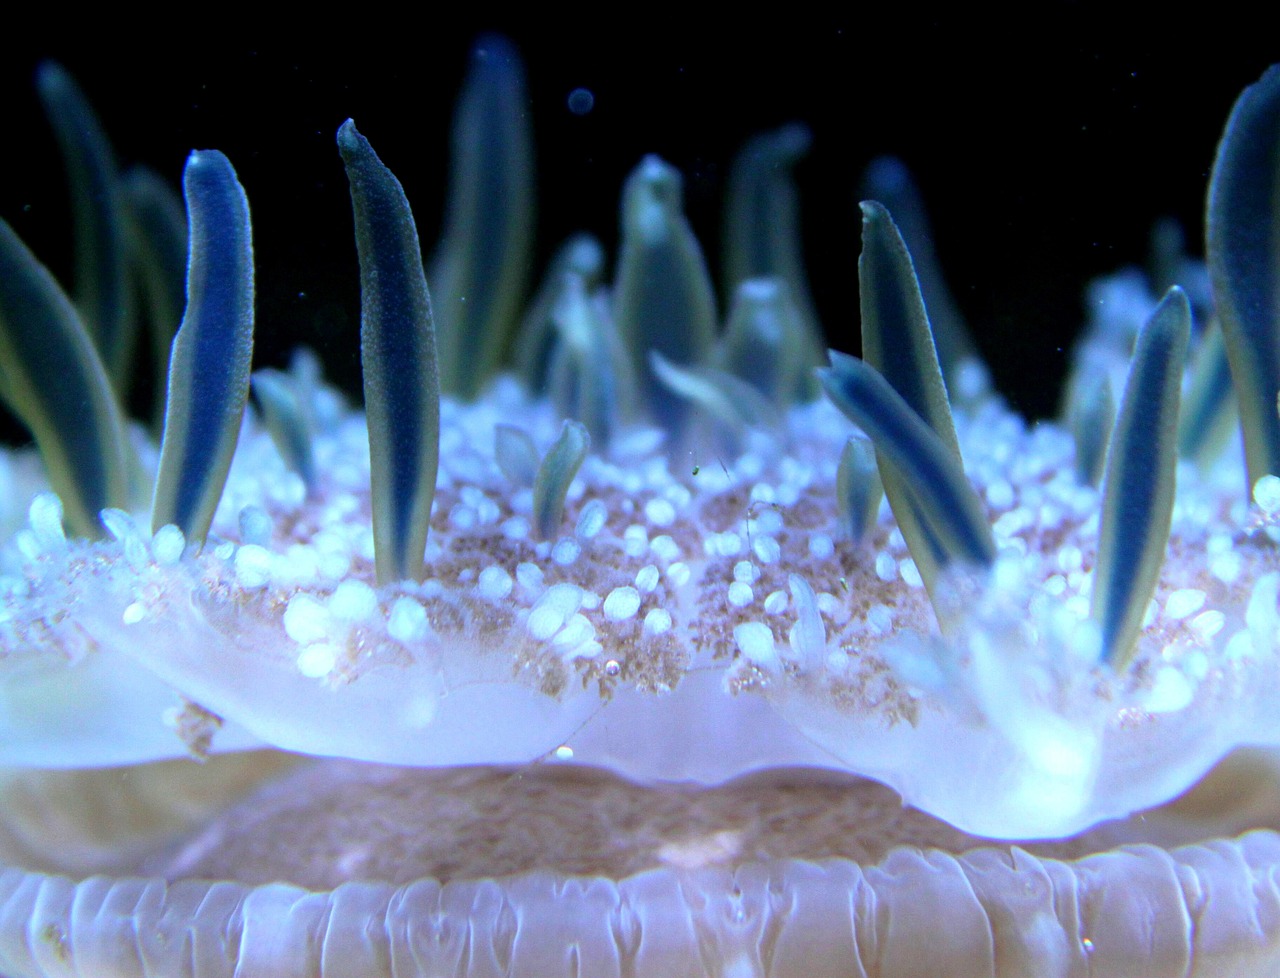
xmin=4 ymin=834 xmax=1280 ymax=977
xmin=3 ymin=373 xmax=1279 ymax=838
xmin=133 ymin=762 xmax=1148 ymax=887
xmin=4 ymin=753 xmax=1280 ymax=977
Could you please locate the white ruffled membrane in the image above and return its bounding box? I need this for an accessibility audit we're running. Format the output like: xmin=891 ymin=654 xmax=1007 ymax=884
xmin=2 ymin=297 xmax=1279 ymax=844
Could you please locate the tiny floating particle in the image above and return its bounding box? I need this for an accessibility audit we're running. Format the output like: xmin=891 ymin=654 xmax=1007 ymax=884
xmin=567 ymin=87 xmax=594 ymax=115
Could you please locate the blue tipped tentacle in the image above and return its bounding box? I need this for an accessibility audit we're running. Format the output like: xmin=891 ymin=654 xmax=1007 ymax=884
xmin=494 ymin=423 xmax=539 ymax=488
xmin=836 ymin=435 xmax=884 ymax=546
xmin=0 ymin=220 xmax=129 ymax=538
xmin=545 ymin=270 xmax=634 ymax=445
xmin=614 ymin=155 xmax=718 ymax=437
xmin=250 ymin=368 xmax=316 ymax=491
xmin=1068 ymin=367 xmax=1114 ymax=487
xmin=723 ymin=124 xmax=824 ymax=372
xmin=429 ymin=36 xmax=534 ymax=400
xmin=1207 ymin=64 xmax=1280 ymax=494
xmin=861 ymin=158 xmax=987 ymax=399
xmin=122 ymin=167 xmax=188 ymax=432
xmin=514 ymin=234 xmax=606 ymax=393
xmin=857 ymin=200 xmax=968 ymax=593
xmin=649 ymin=350 xmax=781 ymax=448
xmin=717 ymin=278 xmax=819 ymax=406
xmin=151 ymin=150 xmax=255 ymax=544
xmin=1177 ymin=321 xmax=1238 ymax=466
xmin=36 ymin=62 xmax=133 ymax=392
xmin=1091 ymin=287 xmax=1191 ymax=669
xmin=857 ymin=201 xmax=960 ymax=454
xmin=339 ymin=119 xmax=440 ymax=585
xmin=819 ymin=352 xmax=995 ymax=571
xmin=533 ymin=420 xmax=591 ymax=541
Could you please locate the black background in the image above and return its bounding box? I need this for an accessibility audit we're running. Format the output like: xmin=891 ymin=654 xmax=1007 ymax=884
xmin=0 ymin=18 xmax=1275 ymax=436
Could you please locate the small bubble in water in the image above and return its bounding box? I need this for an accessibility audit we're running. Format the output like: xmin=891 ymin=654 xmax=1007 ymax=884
xmin=567 ymin=87 xmax=594 ymax=115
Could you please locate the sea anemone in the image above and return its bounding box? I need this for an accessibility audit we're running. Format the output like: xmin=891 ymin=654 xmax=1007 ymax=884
xmin=3 ymin=32 xmax=1280 ymax=977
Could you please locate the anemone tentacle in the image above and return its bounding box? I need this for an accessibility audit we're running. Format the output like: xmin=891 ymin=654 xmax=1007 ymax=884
xmin=150 ymin=150 xmax=254 ymax=545
xmin=1092 ymin=286 xmax=1191 ymax=668
xmin=338 ymin=119 xmax=440 ymax=586
xmin=1208 ymin=64 xmax=1280 ymax=494
xmin=0 ymin=221 xmax=128 ymax=538
xmin=35 ymin=63 xmax=133 ymax=391
xmin=429 ymin=35 xmax=534 ymax=400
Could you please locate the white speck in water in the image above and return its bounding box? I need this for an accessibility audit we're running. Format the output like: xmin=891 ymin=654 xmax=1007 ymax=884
xmin=635 ymin=565 xmax=660 ymax=593
xmin=552 ymin=538 xmax=582 ymax=565
xmin=516 ymin=561 xmax=544 ymax=593
xmin=284 ymin=594 xmax=329 ymax=645
xmin=650 ymin=534 xmax=680 ymax=562
xmin=604 ymin=586 xmax=641 ymax=621
xmin=1255 ymin=475 xmax=1280 ymax=515
xmin=477 ymin=564 xmax=514 ymax=600
xmin=27 ymin=494 xmax=65 ymax=550
xmin=1143 ymin=666 xmax=1194 ymax=713
xmin=553 ymin=613 xmax=594 ymax=648
xmin=875 ymin=552 xmax=898 ymax=581
xmin=752 ymin=536 xmax=781 ymax=564
xmin=528 ymin=583 xmax=584 ymax=640
xmin=900 ymin=559 xmax=923 ymax=588
xmin=151 ymin=524 xmax=186 ymax=565
xmin=763 ymin=590 xmax=788 ymax=614
xmin=643 ymin=608 xmax=672 ymax=634
xmin=623 ymin=524 xmax=649 ymax=558
xmin=501 ymin=516 xmax=529 ymax=540
xmin=234 ymin=545 xmax=273 ymax=589
xmin=1211 ymin=550 xmax=1242 ymax=584
xmin=238 ymin=505 xmax=273 ymax=545
xmin=645 ymin=497 xmax=676 ymax=527
xmin=1189 ymin=609 xmax=1225 ymax=641
xmin=734 ymin=621 xmax=778 ymax=672
xmin=1163 ymin=588 xmax=1206 ymax=620
xmin=576 ymin=499 xmax=608 ymax=539
xmin=297 ymin=643 xmax=338 ymax=679
xmin=809 ymin=534 xmax=834 ymax=559
xmin=329 ymin=579 xmax=378 ymax=621
xmin=387 ymin=597 xmax=428 ymax=642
